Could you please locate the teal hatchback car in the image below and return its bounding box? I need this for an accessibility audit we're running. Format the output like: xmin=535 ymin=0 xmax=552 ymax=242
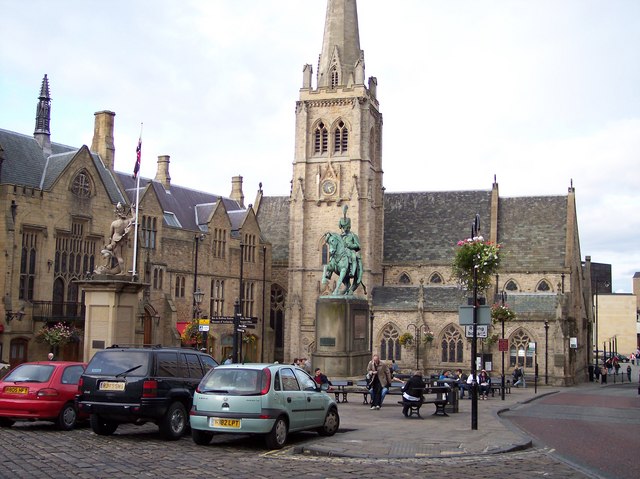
xmin=189 ymin=363 xmax=339 ymax=449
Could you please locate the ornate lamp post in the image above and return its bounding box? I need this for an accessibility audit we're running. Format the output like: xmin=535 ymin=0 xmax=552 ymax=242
xmin=544 ymin=320 xmax=549 ymax=385
xmin=407 ymin=323 xmax=427 ymax=371
xmin=193 ymin=233 xmax=205 ymax=350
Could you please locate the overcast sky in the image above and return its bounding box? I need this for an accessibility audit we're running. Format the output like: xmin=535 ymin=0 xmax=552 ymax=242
xmin=1 ymin=0 xmax=638 ymax=293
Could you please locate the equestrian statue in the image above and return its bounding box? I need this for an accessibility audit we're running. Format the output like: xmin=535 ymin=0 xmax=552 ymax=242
xmin=322 ymin=206 xmax=367 ymax=296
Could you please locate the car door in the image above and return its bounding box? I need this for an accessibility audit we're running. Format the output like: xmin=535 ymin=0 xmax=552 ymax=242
xmin=293 ymin=368 xmax=326 ymax=426
xmin=278 ymin=367 xmax=306 ymax=430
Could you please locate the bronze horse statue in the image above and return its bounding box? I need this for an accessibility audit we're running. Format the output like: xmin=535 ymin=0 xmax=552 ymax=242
xmin=322 ymin=232 xmax=366 ymax=296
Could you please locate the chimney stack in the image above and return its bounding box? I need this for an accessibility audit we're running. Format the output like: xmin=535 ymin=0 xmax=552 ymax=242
xmin=91 ymin=111 xmax=116 ymax=170
xmin=155 ymin=155 xmax=171 ymax=189
xmin=230 ymin=175 xmax=245 ymax=208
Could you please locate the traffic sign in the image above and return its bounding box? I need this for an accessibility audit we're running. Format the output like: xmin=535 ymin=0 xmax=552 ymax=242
xmin=498 ymin=338 xmax=508 ymax=352
xmin=465 ymin=325 xmax=488 ymax=338
xmin=198 ymin=319 xmax=210 ymax=325
xmin=198 ymin=325 xmax=210 ymax=332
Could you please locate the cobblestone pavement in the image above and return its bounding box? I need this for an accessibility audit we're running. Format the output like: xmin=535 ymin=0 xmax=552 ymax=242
xmin=0 ymin=421 xmax=595 ymax=478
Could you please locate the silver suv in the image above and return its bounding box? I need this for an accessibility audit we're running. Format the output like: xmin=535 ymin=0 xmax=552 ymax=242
xmin=189 ymin=363 xmax=339 ymax=449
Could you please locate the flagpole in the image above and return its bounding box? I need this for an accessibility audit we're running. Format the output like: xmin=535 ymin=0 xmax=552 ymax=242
xmin=131 ymin=123 xmax=143 ymax=281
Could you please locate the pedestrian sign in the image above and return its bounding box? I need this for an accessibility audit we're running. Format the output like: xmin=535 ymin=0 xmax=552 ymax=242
xmin=464 ymin=325 xmax=488 ymax=338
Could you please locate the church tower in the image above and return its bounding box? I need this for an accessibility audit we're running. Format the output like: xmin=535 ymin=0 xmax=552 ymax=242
xmin=286 ymin=0 xmax=384 ymax=360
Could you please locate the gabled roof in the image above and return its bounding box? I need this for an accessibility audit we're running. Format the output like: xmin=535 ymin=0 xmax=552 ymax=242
xmin=383 ymin=190 xmax=493 ymax=264
xmin=0 ymin=128 xmax=125 ymax=204
xmin=116 ymin=172 xmax=246 ymax=232
xmin=255 ymin=195 xmax=290 ymax=261
xmin=498 ymin=196 xmax=567 ymax=271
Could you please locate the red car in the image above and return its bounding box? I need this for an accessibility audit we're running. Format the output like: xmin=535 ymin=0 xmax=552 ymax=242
xmin=0 ymin=361 xmax=87 ymax=430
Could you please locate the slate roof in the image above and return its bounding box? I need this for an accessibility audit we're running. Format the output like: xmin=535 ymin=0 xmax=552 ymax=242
xmin=256 ymin=196 xmax=290 ymax=262
xmin=372 ymin=286 xmax=560 ymax=316
xmin=0 ymin=128 xmax=125 ymax=205
xmin=116 ymin=172 xmax=245 ymax=232
xmin=498 ymin=196 xmax=567 ymax=271
xmin=383 ymin=191 xmax=492 ymax=264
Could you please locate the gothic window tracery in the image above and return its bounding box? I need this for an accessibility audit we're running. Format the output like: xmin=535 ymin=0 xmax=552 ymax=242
xmin=510 ymin=329 xmax=533 ymax=369
xmin=536 ymin=280 xmax=551 ymax=292
xmin=399 ymin=273 xmax=411 ymax=284
xmin=71 ymin=171 xmax=91 ymax=198
xmin=505 ymin=280 xmax=519 ymax=291
xmin=380 ymin=324 xmax=401 ymax=360
xmin=440 ymin=325 xmax=464 ymax=363
xmin=429 ymin=273 xmax=443 ymax=284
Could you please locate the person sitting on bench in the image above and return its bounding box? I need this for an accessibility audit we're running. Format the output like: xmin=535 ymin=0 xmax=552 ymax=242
xmin=401 ymin=370 xmax=426 ymax=417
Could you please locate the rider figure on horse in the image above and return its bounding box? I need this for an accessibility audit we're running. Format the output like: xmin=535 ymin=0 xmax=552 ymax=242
xmin=339 ymin=206 xmax=361 ymax=279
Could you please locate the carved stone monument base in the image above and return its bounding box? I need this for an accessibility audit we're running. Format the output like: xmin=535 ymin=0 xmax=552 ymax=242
xmin=312 ymin=296 xmax=370 ymax=378
xmin=77 ymin=278 xmax=145 ymax=362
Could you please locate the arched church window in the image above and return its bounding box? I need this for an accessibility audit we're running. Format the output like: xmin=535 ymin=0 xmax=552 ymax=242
xmin=321 ymin=244 xmax=328 ymax=265
xmin=398 ymin=273 xmax=411 ymax=285
xmin=505 ymin=280 xmax=519 ymax=291
xmin=440 ymin=325 xmax=463 ymax=363
xmin=429 ymin=273 xmax=443 ymax=284
xmin=270 ymin=284 xmax=286 ymax=352
xmin=380 ymin=324 xmax=400 ymax=361
xmin=509 ymin=329 xmax=533 ymax=369
xmin=71 ymin=172 xmax=91 ymax=198
xmin=314 ymin=122 xmax=328 ymax=154
xmin=536 ymin=280 xmax=551 ymax=292
xmin=334 ymin=120 xmax=348 ymax=154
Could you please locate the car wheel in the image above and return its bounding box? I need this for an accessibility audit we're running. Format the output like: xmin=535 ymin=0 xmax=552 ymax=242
xmin=159 ymin=402 xmax=187 ymax=440
xmin=317 ymin=408 xmax=340 ymax=436
xmin=56 ymin=403 xmax=77 ymax=431
xmin=191 ymin=428 xmax=214 ymax=446
xmin=265 ymin=416 xmax=288 ymax=449
xmin=90 ymin=414 xmax=118 ymax=436
xmin=0 ymin=418 xmax=15 ymax=428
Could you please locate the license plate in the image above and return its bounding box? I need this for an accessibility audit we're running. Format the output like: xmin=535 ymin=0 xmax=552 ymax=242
xmin=4 ymin=386 xmax=28 ymax=394
xmin=99 ymin=381 xmax=125 ymax=391
xmin=211 ymin=418 xmax=241 ymax=429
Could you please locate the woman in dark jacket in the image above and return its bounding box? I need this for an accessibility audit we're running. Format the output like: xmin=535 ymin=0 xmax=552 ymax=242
xmin=401 ymin=370 xmax=425 ymax=417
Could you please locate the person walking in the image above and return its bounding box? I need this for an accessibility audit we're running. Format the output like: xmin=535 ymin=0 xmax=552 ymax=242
xmin=366 ymin=354 xmax=392 ymax=410
xmin=600 ymin=364 xmax=608 ymax=384
xmin=626 ymin=365 xmax=632 ymax=382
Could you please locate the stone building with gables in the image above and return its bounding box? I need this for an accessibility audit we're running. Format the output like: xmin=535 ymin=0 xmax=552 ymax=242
xmin=1 ymin=0 xmax=593 ymax=384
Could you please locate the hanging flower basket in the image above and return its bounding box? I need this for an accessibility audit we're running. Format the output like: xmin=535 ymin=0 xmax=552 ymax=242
xmin=423 ymin=331 xmax=434 ymax=343
xmin=452 ymin=236 xmax=501 ymax=292
xmin=398 ymin=332 xmax=414 ymax=346
xmin=180 ymin=320 xmax=202 ymax=344
xmin=242 ymin=334 xmax=257 ymax=345
xmin=485 ymin=333 xmax=500 ymax=346
xmin=491 ymin=303 xmax=517 ymax=323
xmin=35 ymin=323 xmax=82 ymax=347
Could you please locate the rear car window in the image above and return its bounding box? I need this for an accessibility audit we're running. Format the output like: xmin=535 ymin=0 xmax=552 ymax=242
xmin=200 ymin=369 xmax=261 ymax=395
xmin=86 ymin=351 xmax=150 ymax=377
xmin=61 ymin=365 xmax=85 ymax=384
xmin=4 ymin=364 xmax=54 ymax=383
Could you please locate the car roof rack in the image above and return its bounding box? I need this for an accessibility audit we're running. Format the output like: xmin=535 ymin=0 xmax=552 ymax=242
xmin=107 ymin=343 xmax=164 ymax=349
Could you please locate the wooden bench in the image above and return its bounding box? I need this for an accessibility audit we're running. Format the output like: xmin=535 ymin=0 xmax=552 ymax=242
xmin=490 ymin=379 xmax=511 ymax=397
xmin=326 ymin=380 xmax=353 ymax=403
xmin=398 ymin=386 xmax=450 ymax=418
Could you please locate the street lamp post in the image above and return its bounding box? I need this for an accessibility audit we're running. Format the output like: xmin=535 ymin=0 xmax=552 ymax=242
xmin=407 ymin=323 xmax=427 ymax=370
xmin=369 ymin=309 xmax=374 ymax=353
xmin=193 ymin=233 xmax=205 ymax=350
xmin=499 ymin=291 xmax=507 ymax=401
xmin=470 ymin=214 xmax=480 ymax=431
xmin=544 ymin=320 xmax=549 ymax=385
xmin=193 ymin=287 xmax=204 ymax=349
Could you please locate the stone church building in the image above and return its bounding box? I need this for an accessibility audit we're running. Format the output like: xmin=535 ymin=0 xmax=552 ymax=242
xmin=1 ymin=0 xmax=592 ymax=385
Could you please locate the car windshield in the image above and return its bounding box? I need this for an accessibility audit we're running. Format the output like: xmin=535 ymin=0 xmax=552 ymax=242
xmin=86 ymin=351 xmax=150 ymax=377
xmin=200 ymin=369 xmax=262 ymax=395
xmin=4 ymin=364 xmax=54 ymax=383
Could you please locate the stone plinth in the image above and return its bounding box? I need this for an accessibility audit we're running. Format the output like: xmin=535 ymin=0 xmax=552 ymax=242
xmin=77 ymin=278 xmax=146 ymax=362
xmin=313 ymin=296 xmax=370 ymax=378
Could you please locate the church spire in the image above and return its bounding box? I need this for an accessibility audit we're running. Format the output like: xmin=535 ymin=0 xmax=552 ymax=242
xmin=34 ymin=74 xmax=52 ymax=156
xmin=317 ymin=0 xmax=363 ymax=89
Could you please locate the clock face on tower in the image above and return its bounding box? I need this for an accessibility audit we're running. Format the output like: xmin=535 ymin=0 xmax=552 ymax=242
xmin=322 ymin=179 xmax=337 ymax=196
